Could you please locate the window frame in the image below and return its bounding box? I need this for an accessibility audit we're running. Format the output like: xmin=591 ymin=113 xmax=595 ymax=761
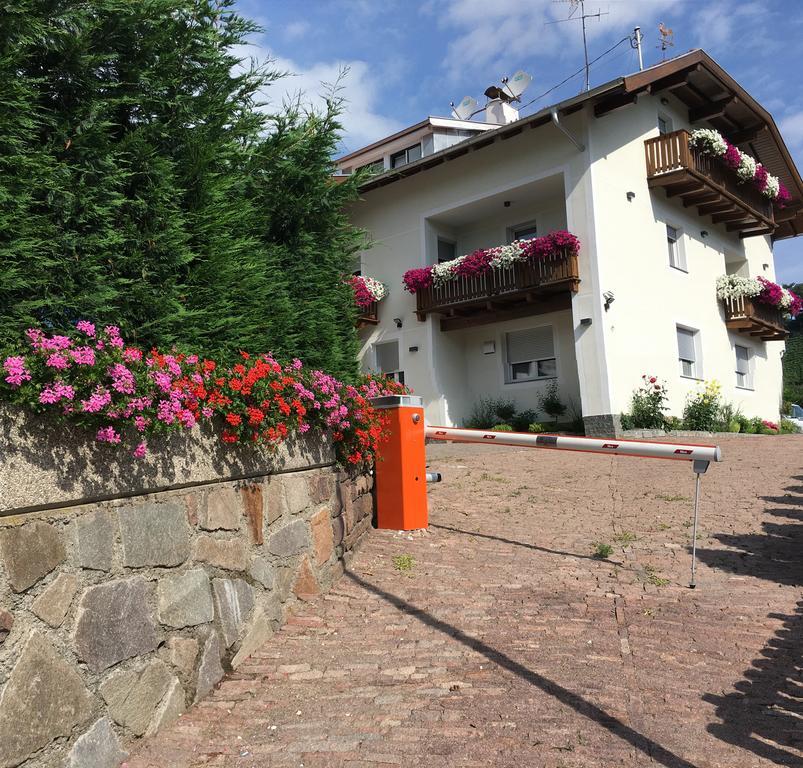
xmin=734 ymin=344 xmax=754 ymax=390
xmin=390 ymin=143 xmax=422 ymax=169
xmin=658 ymin=114 xmax=672 ymax=135
xmin=666 ymin=223 xmax=687 ymax=272
xmin=676 ymin=325 xmax=701 ymax=379
xmin=373 ymin=339 xmax=404 ymax=385
xmin=437 ymin=238 xmax=457 ymax=264
xmin=504 ymin=326 xmax=557 ymax=384
xmin=507 ymin=220 xmax=538 ymax=244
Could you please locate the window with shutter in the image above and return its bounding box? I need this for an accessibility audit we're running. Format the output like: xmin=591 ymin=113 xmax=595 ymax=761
xmin=677 ymin=327 xmax=699 ymax=378
xmin=374 ymin=341 xmax=404 ymax=384
xmin=505 ymin=327 xmax=556 ymax=382
xmin=666 ymin=224 xmax=686 ymax=271
xmin=735 ymin=345 xmax=752 ymax=389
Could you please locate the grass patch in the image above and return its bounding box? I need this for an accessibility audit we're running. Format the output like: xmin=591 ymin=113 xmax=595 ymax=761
xmin=643 ymin=565 xmax=670 ymax=587
xmin=613 ymin=531 xmax=637 ymax=545
xmin=392 ymin=554 xmax=415 ymax=573
xmin=480 ymin=472 xmax=505 ymax=483
xmin=655 ymin=493 xmax=691 ymax=502
xmin=592 ymin=542 xmax=614 ymax=559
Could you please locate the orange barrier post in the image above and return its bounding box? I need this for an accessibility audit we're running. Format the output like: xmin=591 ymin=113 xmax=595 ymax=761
xmin=371 ymin=395 xmax=428 ymax=530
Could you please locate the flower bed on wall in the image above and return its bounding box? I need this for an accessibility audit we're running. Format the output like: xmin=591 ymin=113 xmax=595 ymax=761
xmin=689 ymin=128 xmax=792 ymax=205
xmin=402 ymin=231 xmax=581 ymax=294
xmin=1 ymin=323 xmax=407 ymax=466
xmin=715 ymin=274 xmax=802 ymax=316
xmin=350 ymin=275 xmax=387 ymax=308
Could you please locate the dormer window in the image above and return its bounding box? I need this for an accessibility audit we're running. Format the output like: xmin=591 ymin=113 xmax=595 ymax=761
xmin=390 ymin=143 xmax=422 ymax=169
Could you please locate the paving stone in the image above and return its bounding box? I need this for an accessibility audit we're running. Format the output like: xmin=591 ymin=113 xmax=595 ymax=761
xmin=0 ymin=521 xmax=65 ymax=592
xmin=67 ymin=717 xmax=128 ymax=768
xmin=292 ymin=556 xmax=320 ymax=599
xmin=267 ymin=519 xmax=309 ymax=557
xmin=100 ymin=659 xmax=174 ymax=737
xmin=194 ymin=631 xmax=224 ymax=703
xmin=157 ymin=568 xmax=214 ymax=628
xmin=31 ymin=572 xmax=79 ymax=628
xmin=147 ymin=677 xmax=185 ymax=736
xmin=282 ymin=474 xmax=311 ymax=515
xmin=0 ymin=609 xmax=12 ymax=646
xmin=74 ymin=576 xmax=159 ymax=673
xmin=310 ymin=507 xmax=334 ymax=566
xmin=249 ymin=556 xmax=276 ymax=590
xmin=231 ymin=608 xmax=274 ymax=669
xmin=158 ymin=636 xmax=199 ymax=678
xmin=192 ymin=536 xmax=247 ymax=570
xmin=119 ymin=502 xmax=190 ymax=567
xmin=212 ymin=578 xmax=255 ymax=647
xmin=200 ymin=486 xmax=241 ymax=531
xmin=0 ymin=633 xmax=92 ymax=767
xmin=73 ymin=509 xmax=116 ymax=571
xmin=241 ymin=483 xmax=264 ymax=544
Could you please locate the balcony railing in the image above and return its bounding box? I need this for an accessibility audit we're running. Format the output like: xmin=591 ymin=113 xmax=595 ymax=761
xmin=722 ymin=295 xmax=788 ymax=341
xmin=356 ymin=300 xmax=379 ymax=328
xmin=645 ymin=130 xmax=775 ymax=238
xmin=415 ymin=249 xmax=579 ymax=330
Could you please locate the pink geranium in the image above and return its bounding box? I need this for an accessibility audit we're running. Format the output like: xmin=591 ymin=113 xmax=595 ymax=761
xmin=3 ymin=356 xmax=32 ymax=387
xmin=402 ymin=267 xmax=434 ymax=294
xmin=723 ymin=141 xmax=742 ymax=171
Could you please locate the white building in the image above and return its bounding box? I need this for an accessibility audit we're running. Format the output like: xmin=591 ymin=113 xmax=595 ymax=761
xmin=337 ymin=51 xmax=803 ymax=435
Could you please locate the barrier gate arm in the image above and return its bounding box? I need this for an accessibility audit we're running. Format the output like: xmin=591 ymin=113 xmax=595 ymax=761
xmin=424 ymin=425 xmax=722 ymax=588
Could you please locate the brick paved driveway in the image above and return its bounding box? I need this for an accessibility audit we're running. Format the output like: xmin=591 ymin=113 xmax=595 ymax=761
xmin=127 ymin=435 xmax=803 ymax=767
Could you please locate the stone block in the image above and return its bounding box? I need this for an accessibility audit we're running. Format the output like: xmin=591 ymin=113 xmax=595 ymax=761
xmin=310 ymin=508 xmax=334 ymax=566
xmin=264 ymin=477 xmax=287 ymax=525
xmin=31 ymin=572 xmax=79 ymax=628
xmin=119 ymin=502 xmax=190 ymax=568
xmin=67 ymin=717 xmax=128 ymax=768
xmin=159 ymin=636 xmax=199 ymax=678
xmin=292 ymin=556 xmax=320 ymax=599
xmin=0 ymin=633 xmax=92 ymax=768
xmin=0 ymin=521 xmax=65 ymax=592
xmin=275 ymin=566 xmax=296 ymax=602
xmin=200 ymin=486 xmax=241 ymax=531
xmin=282 ymin=474 xmax=311 ymax=515
xmin=194 ymin=630 xmax=224 ymax=703
xmin=192 ymin=536 xmax=247 ymax=571
xmin=212 ymin=578 xmax=255 ymax=648
xmin=308 ymin=472 xmax=335 ymax=505
xmin=267 ymin=520 xmax=309 ymax=558
xmin=249 ymin=556 xmax=276 ymax=590
xmin=100 ymin=659 xmax=173 ymax=737
xmin=332 ymin=515 xmax=345 ymax=547
xmin=241 ymin=484 xmax=264 ymax=544
xmin=157 ymin=568 xmax=214 ymax=628
xmin=73 ymin=509 xmax=115 ymax=571
xmin=0 ymin=609 xmax=12 ymax=646
xmin=74 ymin=576 xmax=159 ymax=673
xmin=185 ymin=493 xmax=199 ymax=526
xmin=231 ymin=608 xmax=273 ymax=669
xmin=147 ymin=677 xmax=185 ymax=736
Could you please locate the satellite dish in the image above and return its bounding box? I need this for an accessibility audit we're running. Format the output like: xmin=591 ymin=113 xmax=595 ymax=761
xmin=451 ymin=95 xmax=478 ymax=121
xmin=502 ymin=70 xmax=532 ymax=100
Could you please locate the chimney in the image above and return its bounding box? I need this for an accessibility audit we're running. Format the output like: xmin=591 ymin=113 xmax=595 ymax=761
xmin=484 ymin=99 xmax=519 ymax=125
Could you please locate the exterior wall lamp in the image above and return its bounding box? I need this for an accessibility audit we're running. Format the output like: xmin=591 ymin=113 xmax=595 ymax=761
xmin=626 ymin=191 xmax=635 ymax=201
xmin=393 ymin=317 xmax=403 ymax=328
xmin=603 ymin=291 xmax=615 ymax=311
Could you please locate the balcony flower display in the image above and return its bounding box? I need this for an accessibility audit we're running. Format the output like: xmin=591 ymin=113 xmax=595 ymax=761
xmin=1 ymin=323 xmax=409 ymax=466
xmin=690 ymin=128 xmax=792 ymax=205
xmin=349 ymin=275 xmax=387 ymax=308
xmin=402 ymin=230 xmax=580 ymax=294
xmin=715 ymin=274 xmax=802 ymax=317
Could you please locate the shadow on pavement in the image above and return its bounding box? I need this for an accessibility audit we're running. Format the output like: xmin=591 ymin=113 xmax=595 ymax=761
xmin=345 ymin=570 xmax=699 ymax=768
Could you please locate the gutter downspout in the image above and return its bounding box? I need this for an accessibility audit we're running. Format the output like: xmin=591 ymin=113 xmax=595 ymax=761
xmin=551 ymin=109 xmax=585 ymax=152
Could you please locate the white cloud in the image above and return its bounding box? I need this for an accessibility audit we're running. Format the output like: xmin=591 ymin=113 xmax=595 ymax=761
xmin=283 ymin=21 xmax=310 ymax=42
xmin=780 ymin=110 xmax=803 ymax=149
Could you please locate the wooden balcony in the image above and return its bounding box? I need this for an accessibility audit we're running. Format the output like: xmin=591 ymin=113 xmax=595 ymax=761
xmin=722 ymin=295 xmax=788 ymax=341
xmin=415 ymin=250 xmax=580 ymax=331
xmin=356 ymin=301 xmax=379 ymax=328
xmin=645 ymin=130 xmax=775 ymax=238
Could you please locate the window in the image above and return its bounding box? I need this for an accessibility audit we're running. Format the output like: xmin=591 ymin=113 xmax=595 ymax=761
xmin=374 ymin=340 xmax=404 ymax=385
xmin=437 ymin=238 xmax=456 ymax=263
xmin=390 ymin=143 xmax=422 ymax=169
xmin=505 ymin=326 xmax=556 ymax=383
xmin=510 ymin=222 xmax=538 ymax=242
xmin=735 ymin=345 xmax=753 ymax=389
xmin=677 ymin=326 xmax=700 ymax=378
xmin=357 ymin=159 xmax=384 ymax=174
xmin=658 ymin=115 xmax=672 ymax=135
xmin=666 ymin=224 xmax=686 ymax=271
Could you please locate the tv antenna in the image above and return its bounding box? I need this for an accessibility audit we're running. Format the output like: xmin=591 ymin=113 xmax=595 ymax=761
xmin=548 ymin=0 xmax=609 ymax=91
xmin=658 ymin=22 xmax=674 ymax=61
xmin=450 ymin=70 xmax=532 ymax=120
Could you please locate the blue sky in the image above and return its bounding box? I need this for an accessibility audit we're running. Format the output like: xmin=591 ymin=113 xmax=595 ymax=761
xmin=235 ymin=0 xmax=802 ymax=282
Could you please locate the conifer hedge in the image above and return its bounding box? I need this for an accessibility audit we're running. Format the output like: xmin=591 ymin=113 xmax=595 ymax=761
xmin=0 ymin=0 xmax=363 ymax=379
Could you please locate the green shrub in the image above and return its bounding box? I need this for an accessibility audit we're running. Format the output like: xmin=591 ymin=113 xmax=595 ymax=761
xmin=727 ymin=419 xmax=741 ymax=433
xmin=743 ymin=416 xmax=763 ymax=434
xmin=538 ymin=381 xmax=566 ymax=423
xmin=620 ymin=412 xmax=634 ymax=430
xmin=511 ymin=409 xmax=538 ymax=432
xmin=491 ymin=424 xmax=513 ymax=432
xmin=465 ymin=398 xmax=515 ymax=429
xmin=592 ymin=542 xmax=613 ymax=559
xmin=682 ymin=381 xmax=722 ymax=431
xmin=528 ymin=423 xmax=545 ymax=433
xmin=665 ymin=415 xmax=683 ymax=432
xmin=626 ymin=375 xmax=668 ymax=429
xmin=781 ymin=418 xmax=800 ymax=434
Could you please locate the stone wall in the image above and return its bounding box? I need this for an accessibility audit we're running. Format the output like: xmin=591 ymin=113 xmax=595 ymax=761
xmin=0 ymin=420 xmax=374 ymax=768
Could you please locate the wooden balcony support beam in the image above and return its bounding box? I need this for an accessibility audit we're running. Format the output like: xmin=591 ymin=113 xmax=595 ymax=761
xmin=697 ymin=200 xmax=736 ymax=215
xmin=682 ymin=190 xmax=721 ymax=206
xmin=666 ymin=181 xmax=704 ymax=198
xmin=690 ymin=97 xmax=737 ymax=123
xmin=712 ymin=210 xmax=752 ymax=224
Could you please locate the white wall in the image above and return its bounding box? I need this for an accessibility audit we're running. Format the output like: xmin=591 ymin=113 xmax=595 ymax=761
xmin=588 ymin=93 xmax=784 ymax=421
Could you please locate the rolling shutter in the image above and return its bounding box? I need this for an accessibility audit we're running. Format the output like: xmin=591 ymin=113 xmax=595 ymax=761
xmin=507 ymin=327 xmax=554 ymax=364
